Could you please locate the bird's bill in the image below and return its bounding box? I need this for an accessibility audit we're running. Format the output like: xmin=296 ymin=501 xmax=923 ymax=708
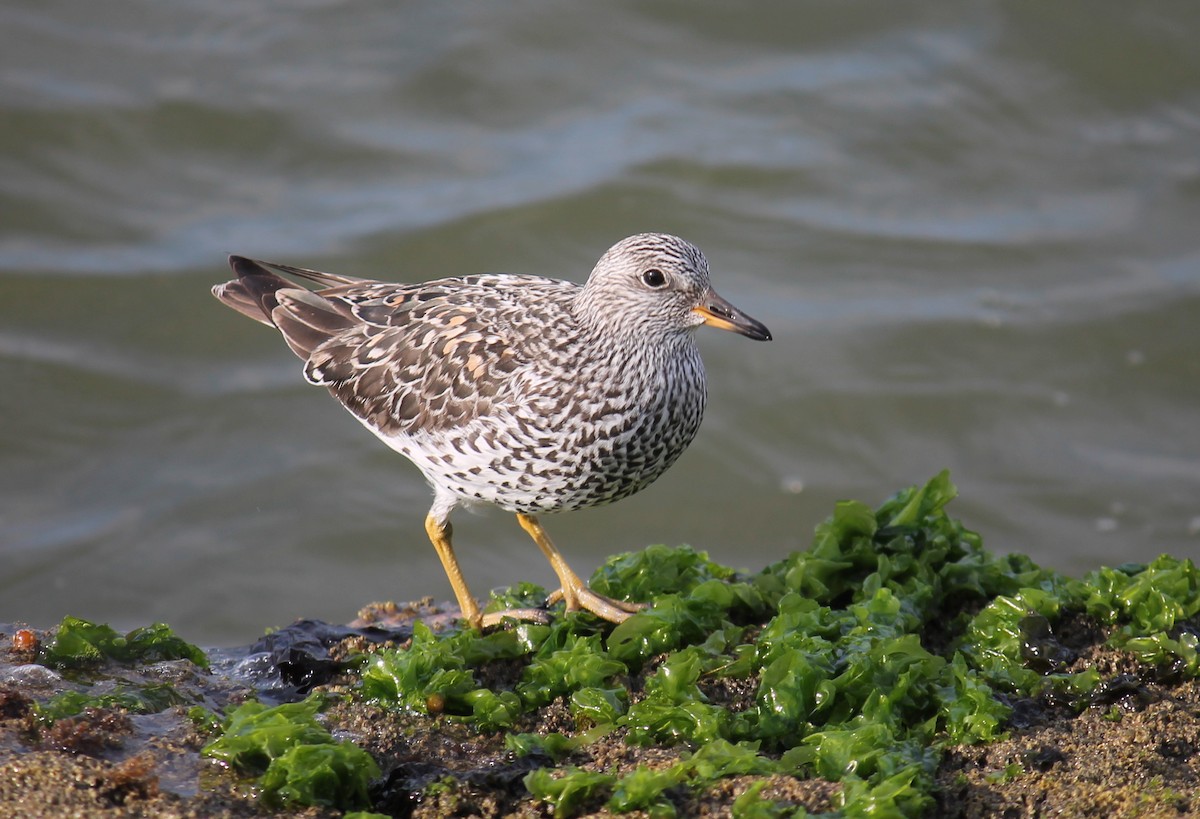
xmin=693 ymin=290 xmax=772 ymax=341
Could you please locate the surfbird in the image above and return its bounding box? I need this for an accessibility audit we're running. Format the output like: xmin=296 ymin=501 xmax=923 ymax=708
xmin=213 ymin=233 xmax=771 ymax=629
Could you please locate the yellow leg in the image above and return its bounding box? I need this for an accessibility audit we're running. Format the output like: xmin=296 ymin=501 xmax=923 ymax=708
xmin=425 ymin=515 xmax=481 ymax=627
xmin=515 ymin=513 xmax=646 ymax=623
xmin=424 ymin=514 xmax=550 ymax=630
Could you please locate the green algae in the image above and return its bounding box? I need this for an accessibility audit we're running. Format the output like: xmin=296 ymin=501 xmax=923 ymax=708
xmin=505 ymin=729 xmax=580 ymax=760
xmin=128 ymin=470 xmax=1200 ymax=816
xmin=40 ymin=616 xmax=208 ymax=671
xmin=606 ymin=765 xmax=681 ymax=815
xmin=360 ymin=619 xmax=541 ymax=729
xmin=524 ymin=739 xmax=794 ymax=817
xmin=34 ymin=682 xmax=188 ymax=724
xmin=1085 ymin=556 xmax=1200 ymax=677
xmin=524 ymin=766 xmax=618 ymax=817
xmin=733 ymin=780 xmax=794 ymax=818
xmin=959 ymin=553 xmax=1200 ymax=701
xmin=354 ymin=470 xmax=1200 ymax=816
xmin=202 ymin=693 xmax=379 ymax=810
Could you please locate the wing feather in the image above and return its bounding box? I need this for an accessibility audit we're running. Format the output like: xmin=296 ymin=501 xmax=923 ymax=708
xmin=214 ymin=256 xmax=582 ymax=436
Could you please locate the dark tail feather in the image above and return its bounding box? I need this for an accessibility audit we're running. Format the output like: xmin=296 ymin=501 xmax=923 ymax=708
xmin=211 ymin=256 xmax=294 ymax=327
xmin=213 ymin=255 xmax=358 ymax=359
xmin=250 ymin=259 xmax=366 ymax=288
xmin=272 ymin=288 xmax=355 ymax=358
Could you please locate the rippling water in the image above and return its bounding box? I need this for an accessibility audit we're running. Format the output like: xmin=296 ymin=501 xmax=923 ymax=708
xmin=3 ymin=2 xmax=1198 ymax=646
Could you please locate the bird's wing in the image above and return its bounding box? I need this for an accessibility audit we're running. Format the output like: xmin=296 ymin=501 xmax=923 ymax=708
xmin=215 ymin=257 xmax=580 ymax=434
xmin=306 ymin=274 xmax=580 ymax=436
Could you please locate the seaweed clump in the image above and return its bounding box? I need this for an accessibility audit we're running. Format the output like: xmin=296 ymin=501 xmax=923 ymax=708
xmin=8 ymin=472 xmax=1200 ymax=816
xmin=202 ymin=693 xmax=380 ymax=812
xmin=39 ymin=617 xmax=209 ymax=672
xmin=341 ymin=470 xmax=1200 ymax=815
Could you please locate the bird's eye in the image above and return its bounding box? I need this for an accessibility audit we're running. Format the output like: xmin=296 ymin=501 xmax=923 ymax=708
xmin=641 ymin=268 xmax=667 ymax=288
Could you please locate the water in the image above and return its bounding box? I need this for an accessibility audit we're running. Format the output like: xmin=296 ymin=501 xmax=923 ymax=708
xmin=3 ymin=1 xmax=1198 ymax=647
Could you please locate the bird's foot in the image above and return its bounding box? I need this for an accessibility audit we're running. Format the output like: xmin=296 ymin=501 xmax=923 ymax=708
xmin=546 ymin=585 xmax=648 ymax=624
xmin=474 ymin=607 xmax=554 ymax=630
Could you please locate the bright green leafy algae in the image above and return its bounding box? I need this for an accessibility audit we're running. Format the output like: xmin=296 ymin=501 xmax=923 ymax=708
xmin=936 ymin=653 xmax=1009 ymax=745
xmin=188 ymin=704 xmax=223 ymax=735
xmin=623 ymin=646 xmax=738 ymax=746
xmin=34 ymin=683 xmax=188 ymax=724
xmin=1081 ymin=556 xmax=1200 ymax=676
xmin=204 ymin=696 xmax=332 ymax=771
xmin=570 ymin=685 xmax=628 ymax=725
xmin=360 ymin=619 xmax=539 ymax=727
xmin=257 ymin=742 xmax=377 ymax=810
xmin=685 ymin=738 xmax=778 ymax=779
xmin=517 ymin=630 xmax=625 ymax=707
xmin=606 ymin=765 xmax=682 ymax=816
xmin=506 ymin=730 xmax=580 ymax=760
xmin=203 ymin=694 xmax=379 ymax=810
xmin=732 ymin=780 xmax=795 ymax=818
xmin=485 ymin=580 xmax=553 ymax=613
xmin=519 ymin=738 xmax=786 ymax=817
xmin=351 ymin=471 xmax=1200 ymax=816
xmin=40 ymin=616 xmax=208 ymax=670
xmin=524 ymin=767 xmax=618 ymax=818
xmin=1084 ymin=556 xmax=1200 ymax=633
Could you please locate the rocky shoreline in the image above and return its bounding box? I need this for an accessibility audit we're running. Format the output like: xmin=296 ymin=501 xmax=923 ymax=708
xmin=2 ymin=477 xmax=1197 ymax=818
xmin=1 ymin=606 xmax=1198 ymax=817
